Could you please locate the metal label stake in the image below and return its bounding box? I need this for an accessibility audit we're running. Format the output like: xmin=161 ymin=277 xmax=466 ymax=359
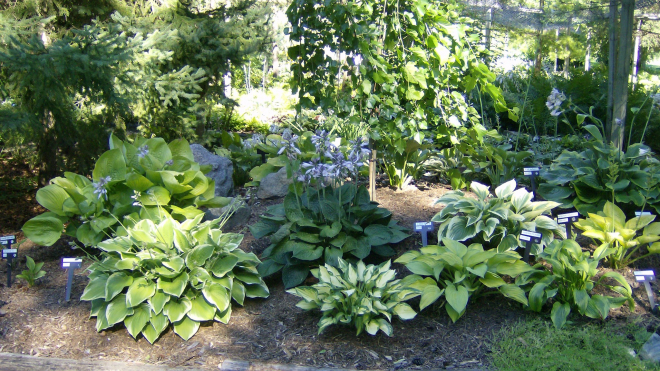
xmin=556 ymin=210 xmax=580 ymax=239
xmin=634 ymin=270 xmax=657 ymax=311
xmin=1 ymin=236 xmax=17 ymax=287
xmin=256 ymin=149 xmax=267 ymax=164
xmin=62 ymin=258 xmax=82 ymax=301
xmin=523 ymin=167 xmax=540 ymax=199
xmin=519 ymin=230 xmax=542 ymax=263
xmin=414 ymin=222 xmax=434 ymax=246
xmin=636 ymin=211 xmax=653 ymax=217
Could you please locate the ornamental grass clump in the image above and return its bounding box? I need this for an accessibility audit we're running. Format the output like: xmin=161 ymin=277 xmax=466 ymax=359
xmin=81 ymin=212 xmax=269 ymax=343
xmin=287 ymin=259 xmax=418 ymax=336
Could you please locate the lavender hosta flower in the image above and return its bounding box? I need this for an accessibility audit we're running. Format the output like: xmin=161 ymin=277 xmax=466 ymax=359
xmin=546 ymin=88 xmax=566 ymax=116
xmin=278 ymin=133 xmax=301 ymax=160
xmin=165 ymin=159 xmax=174 ymax=166
xmin=137 ymin=145 xmax=149 ymax=159
xmin=244 ymin=139 xmax=254 ymax=150
xmin=252 ymin=133 xmax=264 ymax=144
xmin=282 ymin=128 xmax=293 ymax=141
xmin=270 ymin=124 xmax=281 ymax=134
xmin=651 ymin=93 xmax=660 ymax=107
xmin=92 ymin=176 xmax=112 ymax=200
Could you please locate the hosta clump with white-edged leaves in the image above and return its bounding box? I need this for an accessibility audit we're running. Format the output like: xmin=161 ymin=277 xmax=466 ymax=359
xmin=22 ymin=134 xmax=229 ymax=247
xmin=396 ymin=238 xmax=533 ymax=322
xmin=287 ymin=259 xmax=418 ymax=336
xmin=251 ymin=131 xmax=408 ymax=289
xmin=80 ymin=213 xmax=269 ymax=343
xmin=432 ymin=179 xmax=563 ymax=254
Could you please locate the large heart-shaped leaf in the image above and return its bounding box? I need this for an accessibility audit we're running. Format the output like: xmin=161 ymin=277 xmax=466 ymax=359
xmin=163 ymin=297 xmax=192 ymax=323
xmin=202 ymin=283 xmax=230 ymax=312
xmin=126 ymin=277 xmax=156 ymax=307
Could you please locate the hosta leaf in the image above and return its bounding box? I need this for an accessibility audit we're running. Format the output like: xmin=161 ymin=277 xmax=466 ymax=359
xmin=22 ymin=213 xmax=64 ymax=246
xmin=186 ymin=244 xmax=215 ymax=268
xmin=81 ymin=275 xmax=109 ymax=301
xmin=445 ymin=283 xmax=469 ymax=314
xmin=551 ymin=302 xmax=571 ymax=329
xmin=188 ymin=296 xmax=217 ymax=321
xmin=149 ymin=290 xmax=170 ymax=315
xmin=106 ymin=294 xmax=133 ymax=326
xmin=163 ymin=297 xmax=192 ymax=323
xmin=211 ymin=255 xmax=239 ymax=277
xmin=498 ymin=284 xmax=528 ymax=305
xmin=282 ymin=265 xmax=309 ymax=289
xmin=245 ymin=283 xmax=270 ymax=298
xmin=393 ymin=304 xmax=416 ymax=320
xmin=126 ymin=277 xmax=156 ymax=307
xmin=202 ymin=283 xmax=231 ymax=312
xmin=231 ymin=281 xmax=246 ymax=305
xmin=142 ymin=324 xmax=161 ymax=344
xmin=420 ymin=285 xmax=443 ymax=310
xmin=150 ymin=312 xmax=169 ymax=334
xmin=124 ymin=304 xmax=150 ymax=338
xmin=173 ymin=316 xmax=200 ymax=341
xmin=157 ymin=272 xmax=189 ymax=297
xmin=105 ymin=272 xmax=134 ymax=302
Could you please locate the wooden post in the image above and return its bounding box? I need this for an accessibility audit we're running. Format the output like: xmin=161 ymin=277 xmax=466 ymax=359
xmin=606 ymin=0 xmax=618 ymax=143
xmin=632 ymin=18 xmax=643 ymax=89
xmin=564 ymin=17 xmax=572 ymax=78
xmin=369 ymin=145 xmax=377 ymax=201
xmin=609 ymin=0 xmax=635 ymax=149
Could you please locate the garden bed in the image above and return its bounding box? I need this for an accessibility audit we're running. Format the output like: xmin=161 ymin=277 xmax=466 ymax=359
xmin=0 ymin=180 xmax=659 ymax=370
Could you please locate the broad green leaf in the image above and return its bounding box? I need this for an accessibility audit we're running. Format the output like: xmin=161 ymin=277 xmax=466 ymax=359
xmin=93 ymin=148 xmax=127 ymax=182
xmin=445 ymin=283 xmax=469 ymax=314
xmin=124 ymin=304 xmax=150 ymax=338
xmin=186 ymin=244 xmax=215 ymax=268
xmin=551 ymin=301 xmax=571 ymax=329
xmin=163 ymin=297 xmax=192 ymax=323
xmin=126 ymin=277 xmax=156 ymax=307
xmin=157 ymin=272 xmax=189 ymax=297
xmin=81 ymin=275 xmax=109 ymax=301
xmin=393 ymin=303 xmax=416 ymax=320
xmin=420 ymin=285 xmax=443 ymax=310
xmin=173 ymin=316 xmax=200 ymax=341
xmin=202 ymin=283 xmax=231 ymax=312
xmin=22 ymin=213 xmax=64 ymax=246
xmin=36 ymin=185 xmax=70 ymax=216
xmin=149 ymin=290 xmax=170 ymax=314
xmin=106 ymin=294 xmax=133 ymax=326
xmin=188 ymin=296 xmax=217 ymax=321
xmin=105 ymin=272 xmax=133 ymax=301
xmin=498 ymin=284 xmax=528 ymax=305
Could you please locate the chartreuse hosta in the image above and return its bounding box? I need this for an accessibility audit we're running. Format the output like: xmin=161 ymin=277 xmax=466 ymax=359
xmin=573 ymin=201 xmax=660 ymax=269
xmin=517 ymin=239 xmax=634 ymax=329
xmin=80 ymin=213 xmax=269 ymax=343
xmin=432 ymin=179 xmax=563 ymax=255
xmin=287 ymin=259 xmax=418 ymax=336
xmin=22 ymin=134 xmax=229 ymax=247
xmin=396 ymin=238 xmax=534 ymax=322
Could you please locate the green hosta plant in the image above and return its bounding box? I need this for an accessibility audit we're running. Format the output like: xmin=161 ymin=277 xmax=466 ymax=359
xmin=573 ymin=201 xmax=660 ymax=269
xmin=463 ymin=144 xmax=534 ymax=188
xmin=538 ymin=126 xmax=660 ymax=216
xmin=432 ymin=179 xmax=563 ymax=254
xmin=396 ymin=239 xmax=533 ymax=322
xmin=80 ymin=213 xmax=269 ymax=343
xmin=22 ymin=134 xmax=229 ymax=247
xmin=16 ymin=256 xmax=46 ymax=287
xmin=519 ymin=239 xmax=634 ymax=329
xmin=379 ymin=138 xmax=430 ymax=190
xmin=287 ymin=259 xmax=418 ymax=336
xmin=252 ymin=184 xmax=408 ymax=288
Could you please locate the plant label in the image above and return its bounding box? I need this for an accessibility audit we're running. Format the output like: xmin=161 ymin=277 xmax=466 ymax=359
xmin=414 ymin=222 xmax=434 ymax=246
xmin=256 ymin=149 xmax=267 ymax=164
xmin=636 ymin=211 xmax=653 ymax=217
xmin=523 ymin=167 xmax=540 ymax=199
xmin=555 ymin=210 xmax=580 ymax=239
xmin=2 ymin=248 xmax=17 ymax=288
xmin=634 ymin=270 xmax=657 ymax=310
xmin=0 ymin=235 xmax=16 ymax=247
xmin=62 ymin=258 xmax=82 ymax=302
xmin=520 ymin=230 xmax=542 ymax=263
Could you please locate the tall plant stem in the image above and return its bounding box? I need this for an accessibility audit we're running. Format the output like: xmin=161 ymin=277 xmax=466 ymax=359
xmin=515 ymin=72 xmax=534 ymax=151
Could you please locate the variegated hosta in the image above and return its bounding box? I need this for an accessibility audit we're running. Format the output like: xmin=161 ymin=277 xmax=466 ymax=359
xmin=517 ymin=239 xmax=634 ymax=329
xmin=432 ymin=179 xmax=563 ymax=254
xmin=286 ymin=259 xmax=418 ymax=336
xmin=574 ymin=201 xmax=660 ymax=269
xmin=395 ymin=238 xmax=534 ymax=322
xmin=80 ymin=214 xmax=269 ymax=343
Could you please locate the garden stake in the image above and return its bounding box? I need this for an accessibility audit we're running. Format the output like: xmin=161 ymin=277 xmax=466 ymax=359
xmin=636 ymin=211 xmax=653 ymax=217
xmin=519 ymin=230 xmax=542 ymax=263
xmin=257 ymin=149 xmax=267 ymax=164
xmin=556 ymin=210 xmax=580 ymax=240
xmin=369 ymin=139 xmax=376 ymax=202
xmin=414 ymin=222 xmax=434 ymax=246
xmin=634 ymin=270 xmax=657 ymax=311
xmin=62 ymin=258 xmax=82 ymax=301
xmin=523 ymin=167 xmax=540 ymax=199
xmin=1 ymin=236 xmax=17 ymax=287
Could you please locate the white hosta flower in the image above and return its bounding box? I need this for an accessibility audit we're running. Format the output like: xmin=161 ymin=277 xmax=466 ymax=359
xmin=546 ymin=88 xmax=566 ymax=116
xmin=92 ymin=176 xmax=112 ymax=200
xmin=137 ymin=145 xmax=149 ymax=159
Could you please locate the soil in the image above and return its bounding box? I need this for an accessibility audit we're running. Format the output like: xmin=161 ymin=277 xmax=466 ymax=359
xmin=1 ymin=162 xmax=659 ymax=371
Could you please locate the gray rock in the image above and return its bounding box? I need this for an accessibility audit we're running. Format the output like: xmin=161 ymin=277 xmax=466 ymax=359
xmin=190 ymin=144 xmax=233 ymax=197
xmin=256 ymin=167 xmax=292 ymax=199
xmin=204 ymin=197 xmax=252 ymax=231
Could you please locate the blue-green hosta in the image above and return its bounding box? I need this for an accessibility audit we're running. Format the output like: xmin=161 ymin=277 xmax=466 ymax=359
xmin=287 ymin=259 xmax=418 ymax=336
xmin=432 ymin=179 xmax=563 ymax=254
xmin=22 ymin=134 xmax=229 ymax=247
xmin=396 ymin=238 xmax=533 ymax=322
xmin=252 ymin=184 xmax=408 ymax=288
xmin=518 ymin=239 xmax=634 ymax=329
xmin=80 ymin=214 xmax=269 ymax=342
xmin=573 ymin=201 xmax=660 ymax=269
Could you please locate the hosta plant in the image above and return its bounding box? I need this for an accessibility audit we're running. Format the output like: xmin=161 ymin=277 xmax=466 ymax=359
xmin=573 ymin=201 xmax=660 ymax=269
xmin=432 ymin=179 xmax=563 ymax=254
xmin=462 ymin=144 xmax=534 ymax=188
xmin=287 ymin=259 xmax=418 ymax=336
xmin=252 ymin=184 xmax=408 ymax=288
xmin=538 ymin=125 xmax=660 ymax=216
xmin=396 ymin=238 xmax=534 ymax=322
xmin=16 ymin=256 xmax=46 ymax=287
xmin=80 ymin=213 xmax=269 ymax=343
xmin=518 ymin=239 xmax=634 ymax=329
xmin=22 ymin=134 xmax=229 ymax=247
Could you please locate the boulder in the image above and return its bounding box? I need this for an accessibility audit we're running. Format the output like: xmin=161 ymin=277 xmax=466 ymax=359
xmin=257 ymin=167 xmax=292 ymax=199
xmin=190 ymin=144 xmax=233 ymax=197
xmin=203 ymin=197 xmax=252 ymax=231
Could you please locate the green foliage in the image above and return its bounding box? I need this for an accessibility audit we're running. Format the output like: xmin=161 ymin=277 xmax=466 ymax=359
xmin=22 ymin=134 xmax=229 ymax=247
xmin=210 ymin=131 xmax=264 ymax=187
xmin=574 ymin=201 xmax=660 ymax=269
xmin=81 ymin=213 xmax=269 ymax=343
xmin=432 ymin=179 xmax=563 ymax=253
xmin=15 ymin=255 xmax=46 ymax=287
xmin=519 ymin=239 xmax=634 ymax=329
xmin=538 ymin=134 xmax=660 ymax=217
xmin=489 ymin=319 xmax=659 ymax=371
xmin=287 ymin=259 xmax=417 ymax=336
xmin=252 ymin=184 xmax=408 ymax=289
xmin=396 ymin=239 xmax=533 ymax=322
xmin=463 ymin=144 xmax=534 ymax=188
xmin=379 ymin=138 xmax=429 ymax=190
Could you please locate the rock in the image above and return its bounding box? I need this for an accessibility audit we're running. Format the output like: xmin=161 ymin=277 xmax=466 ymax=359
xmin=190 ymin=144 xmax=233 ymax=197
xmin=256 ymin=167 xmax=292 ymax=199
xmin=204 ymin=197 xmax=252 ymax=231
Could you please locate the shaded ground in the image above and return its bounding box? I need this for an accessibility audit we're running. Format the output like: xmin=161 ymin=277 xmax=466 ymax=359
xmin=1 ymin=161 xmax=659 ymax=370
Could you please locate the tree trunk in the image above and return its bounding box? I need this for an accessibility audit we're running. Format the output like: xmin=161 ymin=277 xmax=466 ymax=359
xmin=38 ymin=110 xmax=57 ymax=186
xmin=632 ymin=19 xmax=643 ymax=89
xmin=585 ymin=29 xmax=591 ymax=71
xmin=564 ymin=17 xmax=572 ymax=78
